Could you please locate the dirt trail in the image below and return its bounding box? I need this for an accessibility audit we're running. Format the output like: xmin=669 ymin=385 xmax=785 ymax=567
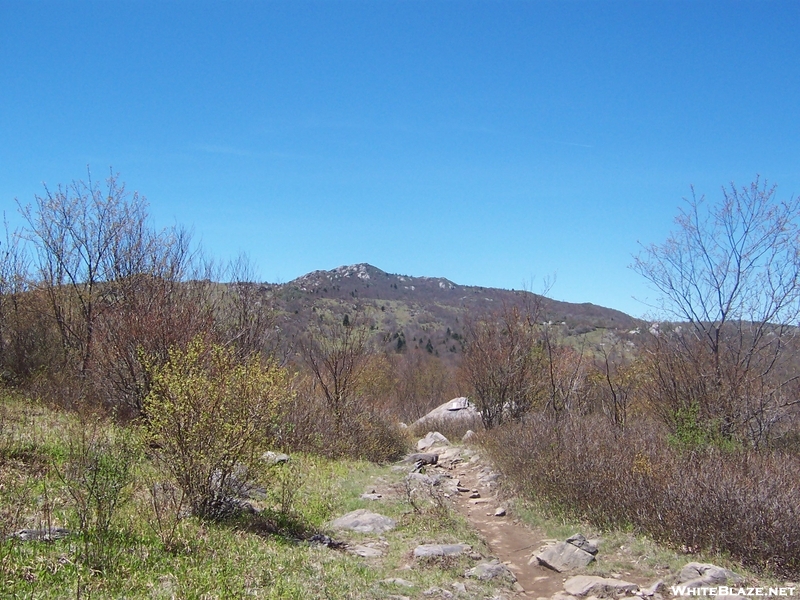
xmin=437 ymin=446 xmax=566 ymax=599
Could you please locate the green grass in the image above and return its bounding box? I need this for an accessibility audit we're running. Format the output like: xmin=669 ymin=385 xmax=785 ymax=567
xmin=0 ymin=393 xmax=514 ymax=599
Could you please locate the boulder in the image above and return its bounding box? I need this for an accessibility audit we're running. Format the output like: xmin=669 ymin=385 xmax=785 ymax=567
xmin=407 ymin=452 xmax=439 ymax=466
xmin=416 ymin=431 xmax=450 ymax=452
xmin=360 ymin=491 xmax=383 ymax=501
xmin=678 ymin=563 xmax=744 ymax=587
xmin=466 ymin=559 xmax=517 ymax=583
xmin=566 ymin=533 xmax=599 ymax=555
xmin=535 ymin=541 xmax=595 ymax=572
xmin=563 ymin=575 xmax=639 ymax=597
xmin=640 ymin=580 xmax=664 ymax=596
xmin=413 ymin=543 xmax=471 ymax=558
xmin=412 ymin=397 xmax=480 ymax=430
xmin=329 ymin=509 xmax=396 ymax=534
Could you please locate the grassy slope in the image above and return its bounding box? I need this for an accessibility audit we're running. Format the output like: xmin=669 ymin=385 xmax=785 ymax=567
xmin=0 ymin=394 xmax=506 ymax=599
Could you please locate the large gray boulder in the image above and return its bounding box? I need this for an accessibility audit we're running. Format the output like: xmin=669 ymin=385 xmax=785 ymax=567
xmin=563 ymin=575 xmax=639 ymax=597
xmin=329 ymin=509 xmax=396 ymax=534
xmin=535 ymin=541 xmax=595 ymax=572
xmin=412 ymin=397 xmax=480 ymax=430
xmin=678 ymin=563 xmax=744 ymax=588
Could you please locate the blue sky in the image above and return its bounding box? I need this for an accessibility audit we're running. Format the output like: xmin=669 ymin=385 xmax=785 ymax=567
xmin=1 ymin=0 xmax=798 ymax=318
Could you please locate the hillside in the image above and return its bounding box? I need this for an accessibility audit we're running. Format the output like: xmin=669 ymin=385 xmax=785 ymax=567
xmin=266 ymin=263 xmax=641 ymax=358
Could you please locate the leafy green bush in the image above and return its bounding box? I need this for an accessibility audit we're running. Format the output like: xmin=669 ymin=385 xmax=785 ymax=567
xmin=143 ymin=336 xmax=292 ymax=519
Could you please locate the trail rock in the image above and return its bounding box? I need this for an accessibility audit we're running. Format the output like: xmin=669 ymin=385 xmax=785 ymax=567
xmin=360 ymin=491 xmax=383 ymax=501
xmin=423 ymin=587 xmax=454 ymax=598
xmin=13 ymin=527 xmax=71 ymax=541
xmin=407 ymin=452 xmax=439 ymax=467
xmin=308 ymin=534 xmax=346 ymax=548
xmin=479 ymin=471 xmax=500 ymax=483
xmin=262 ymin=451 xmax=290 ymax=464
xmin=678 ymin=563 xmax=744 ymax=587
xmin=566 ymin=533 xmax=599 ymax=555
xmin=347 ymin=544 xmax=383 ymax=558
xmin=563 ymin=575 xmax=639 ymax=597
xmin=417 ymin=431 xmax=450 ymax=452
xmin=535 ymin=541 xmax=595 ymax=572
xmin=414 ymin=543 xmax=471 ymax=558
xmin=466 ymin=559 xmax=517 ymax=583
xmin=407 ymin=472 xmax=441 ymax=486
xmin=462 ymin=429 xmax=476 ymax=442
xmin=381 ymin=578 xmax=414 ymax=588
xmin=329 ymin=509 xmax=396 ymax=533
xmin=640 ymin=580 xmax=664 ymax=596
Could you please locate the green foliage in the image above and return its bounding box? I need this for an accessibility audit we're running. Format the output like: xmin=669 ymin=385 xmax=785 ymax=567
xmin=57 ymin=417 xmax=140 ymax=570
xmin=143 ymin=336 xmax=293 ymax=518
xmin=667 ymin=402 xmax=741 ymax=451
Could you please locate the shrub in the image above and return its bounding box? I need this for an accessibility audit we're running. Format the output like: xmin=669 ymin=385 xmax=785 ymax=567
xmin=483 ymin=414 xmax=800 ymax=577
xmin=143 ymin=336 xmax=292 ymax=519
xmin=276 ymin=373 xmax=408 ymax=463
xmin=57 ymin=416 xmax=140 ymax=570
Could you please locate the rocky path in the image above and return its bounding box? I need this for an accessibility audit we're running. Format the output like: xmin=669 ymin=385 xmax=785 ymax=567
xmin=448 ymin=447 xmax=563 ymax=599
xmin=327 ymin=427 xmax=756 ymax=600
xmin=404 ymin=431 xmax=564 ymax=598
xmin=409 ymin=430 xmax=754 ymax=600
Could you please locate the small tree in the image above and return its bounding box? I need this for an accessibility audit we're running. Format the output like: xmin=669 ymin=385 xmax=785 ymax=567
xmin=461 ymin=305 xmax=546 ymax=428
xmin=633 ymin=178 xmax=800 ymax=446
xmin=299 ymin=313 xmax=371 ymax=429
xmin=18 ymin=171 xmax=150 ymax=378
xmin=143 ymin=337 xmax=292 ymax=518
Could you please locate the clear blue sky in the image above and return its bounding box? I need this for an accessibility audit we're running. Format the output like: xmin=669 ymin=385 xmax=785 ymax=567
xmin=2 ymin=0 xmax=798 ymax=318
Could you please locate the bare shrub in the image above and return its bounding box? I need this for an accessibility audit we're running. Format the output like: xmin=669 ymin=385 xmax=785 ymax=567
xmin=56 ymin=416 xmax=140 ymax=570
xmin=145 ymin=479 xmax=189 ymax=553
xmin=484 ymin=414 xmax=800 ymax=577
xmin=276 ymin=373 xmax=408 ymax=463
xmin=461 ymin=305 xmax=547 ymax=428
xmin=216 ymin=253 xmax=282 ymax=363
xmin=389 ymin=351 xmax=460 ymax=423
xmin=299 ymin=313 xmax=371 ymax=430
xmin=293 ymin=312 xmax=409 ymax=462
xmin=409 ymin=414 xmax=483 ymax=442
xmin=589 ymin=339 xmax=642 ymax=432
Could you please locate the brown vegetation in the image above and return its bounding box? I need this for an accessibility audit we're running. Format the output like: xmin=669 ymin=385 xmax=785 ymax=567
xmin=484 ymin=415 xmax=800 ymax=577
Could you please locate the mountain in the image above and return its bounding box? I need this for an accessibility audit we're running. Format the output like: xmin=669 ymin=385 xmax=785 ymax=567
xmin=265 ymin=263 xmax=642 ymax=359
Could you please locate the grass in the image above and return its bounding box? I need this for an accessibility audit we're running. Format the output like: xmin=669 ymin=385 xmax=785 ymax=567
xmin=0 ymin=392 xmax=515 ymax=599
